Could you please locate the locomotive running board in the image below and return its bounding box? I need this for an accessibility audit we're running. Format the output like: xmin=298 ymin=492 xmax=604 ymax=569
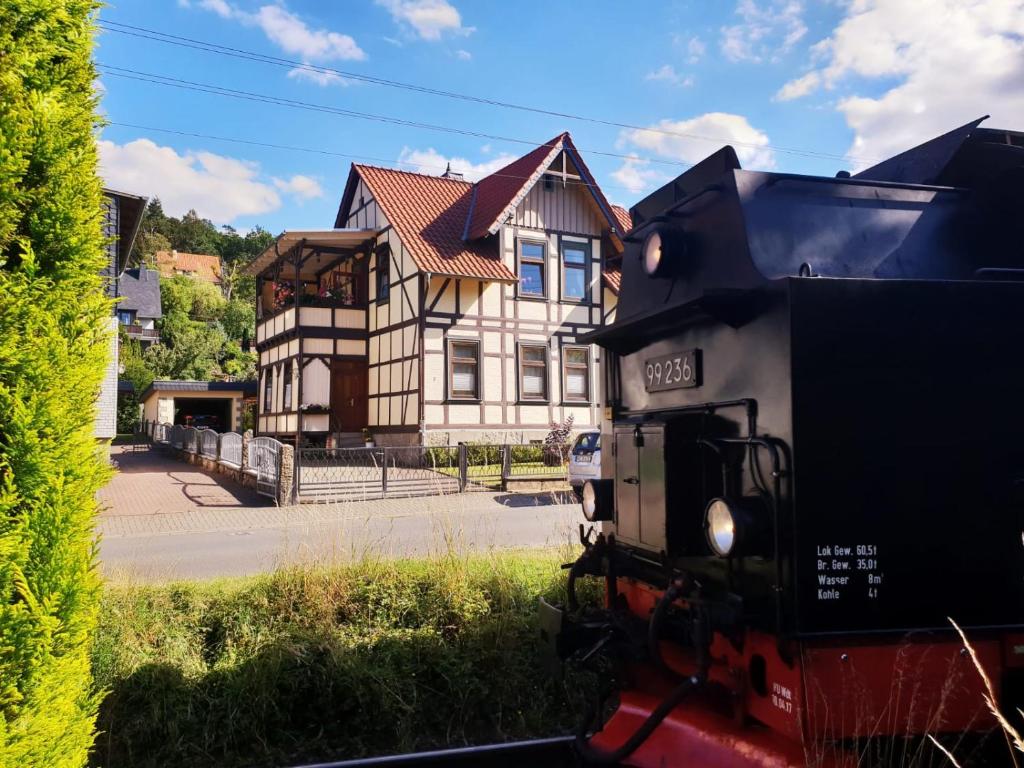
xmin=288 ymin=735 xmax=576 ymax=767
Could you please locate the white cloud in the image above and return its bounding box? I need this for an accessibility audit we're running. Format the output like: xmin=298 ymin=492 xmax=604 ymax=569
xmin=618 ymin=112 xmax=776 ymax=170
xmin=645 ymin=65 xmax=694 ymax=88
xmin=396 ymin=146 xmax=517 ymax=181
xmin=183 ymin=2 xmax=365 ymax=85
xmin=687 ymin=36 xmax=707 ymax=63
xmin=376 ymin=0 xmax=474 ymax=41
xmin=251 ymin=5 xmax=364 ymax=61
xmin=455 ymin=49 xmax=472 ymax=60
xmin=610 ymin=157 xmax=668 ymax=194
xmin=98 ymin=138 xmax=282 ymax=223
xmin=775 ymin=0 xmax=1024 ymax=165
xmin=774 ymin=70 xmax=820 ymax=101
xmin=273 ymin=174 xmax=324 ymax=201
xmin=720 ymin=0 xmax=807 ymax=62
xmin=287 ymin=66 xmax=350 ymax=86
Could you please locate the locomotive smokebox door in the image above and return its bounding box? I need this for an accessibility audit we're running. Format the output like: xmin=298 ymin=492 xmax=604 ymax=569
xmin=614 ymin=424 xmax=667 ymax=554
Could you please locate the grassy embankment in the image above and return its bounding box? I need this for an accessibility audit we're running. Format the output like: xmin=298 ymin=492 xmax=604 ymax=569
xmin=91 ymin=550 xmax=597 ymax=768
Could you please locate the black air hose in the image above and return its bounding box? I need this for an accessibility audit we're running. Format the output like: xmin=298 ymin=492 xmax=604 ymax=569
xmin=647 ymin=577 xmax=689 ymax=674
xmin=576 ymin=596 xmax=710 ymax=765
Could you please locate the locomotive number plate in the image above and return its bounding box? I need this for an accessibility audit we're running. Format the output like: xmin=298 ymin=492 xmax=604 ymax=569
xmin=644 ymin=349 xmax=701 ymax=392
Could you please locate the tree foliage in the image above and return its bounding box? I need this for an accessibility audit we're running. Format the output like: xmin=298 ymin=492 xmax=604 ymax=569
xmin=0 ymin=1 xmax=108 ymax=765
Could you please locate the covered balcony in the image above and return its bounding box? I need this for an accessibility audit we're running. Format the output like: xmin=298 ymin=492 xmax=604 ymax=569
xmin=245 ymin=229 xmax=379 ymax=441
xmin=247 ymin=229 xmax=379 ymax=347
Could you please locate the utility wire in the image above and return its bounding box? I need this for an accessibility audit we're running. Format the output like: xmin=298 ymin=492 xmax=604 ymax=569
xmin=97 ymin=64 xmax=691 ymax=168
xmin=104 ymin=120 xmax=649 ymax=197
xmin=97 ymin=19 xmax=867 ymax=167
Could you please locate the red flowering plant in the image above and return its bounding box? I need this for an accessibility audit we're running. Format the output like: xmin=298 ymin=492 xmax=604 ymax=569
xmin=273 ymin=281 xmax=295 ymax=310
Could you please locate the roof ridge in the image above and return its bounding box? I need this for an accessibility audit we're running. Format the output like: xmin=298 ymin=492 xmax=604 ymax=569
xmin=354 ymin=163 xmax=473 ymax=185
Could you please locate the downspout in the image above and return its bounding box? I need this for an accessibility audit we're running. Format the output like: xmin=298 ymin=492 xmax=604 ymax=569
xmin=418 ymin=271 xmax=431 ymax=445
xmin=294 ymin=239 xmax=305 ymax=499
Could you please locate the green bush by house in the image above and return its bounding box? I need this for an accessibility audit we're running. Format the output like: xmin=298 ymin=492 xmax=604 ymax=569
xmin=0 ymin=2 xmax=110 ymax=767
xmin=91 ymin=553 xmax=598 ymax=768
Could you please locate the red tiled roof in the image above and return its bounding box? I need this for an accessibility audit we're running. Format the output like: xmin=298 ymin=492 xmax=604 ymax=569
xmin=611 ymin=205 xmax=633 ymax=234
xmin=354 ymin=165 xmax=517 ymax=282
xmin=155 ymin=250 xmax=222 ymax=283
xmin=465 ymin=134 xmax=565 ymax=240
xmin=602 ymin=266 xmax=622 ymax=295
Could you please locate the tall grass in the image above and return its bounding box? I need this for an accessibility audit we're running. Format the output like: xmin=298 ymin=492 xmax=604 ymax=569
xmin=90 ymin=550 xmax=597 ymax=768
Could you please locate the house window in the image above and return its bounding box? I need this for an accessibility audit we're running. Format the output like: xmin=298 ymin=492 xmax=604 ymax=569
xmin=518 ymin=241 xmax=545 ymax=297
xmin=283 ymin=362 xmax=293 ymax=411
xmin=562 ymin=242 xmax=589 ymax=301
xmin=376 ymin=245 xmax=391 ymax=303
xmin=449 ymin=340 xmax=480 ymax=400
xmin=263 ymin=368 xmax=273 ymax=413
xmin=117 ymin=310 xmax=135 ymax=326
xmin=562 ymin=346 xmax=590 ymax=402
xmin=519 ymin=343 xmax=548 ymax=401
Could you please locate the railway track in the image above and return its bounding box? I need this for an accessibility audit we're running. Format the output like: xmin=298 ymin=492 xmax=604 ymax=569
xmin=290 ymin=735 xmax=577 ymax=767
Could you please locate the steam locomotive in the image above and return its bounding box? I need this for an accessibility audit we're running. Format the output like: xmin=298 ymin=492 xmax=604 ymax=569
xmin=550 ymin=117 xmax=1024 ymax=766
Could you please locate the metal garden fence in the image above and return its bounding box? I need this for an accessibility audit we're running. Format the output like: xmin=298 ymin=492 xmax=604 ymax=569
xmin=219 ymin=431 xmax=242 ymax=468
xmin=296 ymin=443 xmax=567 ymax=503
xmin=184 ymin=426 xmax=199 ymax=454
xmin=249 ymin=436 xmax=282 ymax=498
xmin=198 ymin=428 xmax=219 ymax=459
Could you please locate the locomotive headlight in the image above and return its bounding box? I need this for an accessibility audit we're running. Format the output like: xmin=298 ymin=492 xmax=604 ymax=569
xmin=640 ymin=225 xmax=687 ymax=279
xmin=641 ymin=229 xmax=665 ymax=277
xmin=581 ymin=479 xmax=614 ymax=522
xmin=705 ymin=498 xmax=736 ymax=556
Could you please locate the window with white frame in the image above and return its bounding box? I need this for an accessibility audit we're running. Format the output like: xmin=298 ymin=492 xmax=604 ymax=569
xmin=519 ymin=343 xmax=548 ymax=401
xmin=518 ymin=240 xmax=545 ymax=297
xmin=561 ymin=241 xmax=589 ymax=301
xmin=562 ymin=346 xmax=590 ymax=401
xmin=449 ymin=340 xmax=480 ymax=399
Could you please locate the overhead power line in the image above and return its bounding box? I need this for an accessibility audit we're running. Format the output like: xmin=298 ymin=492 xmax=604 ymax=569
xmin=104 ymin=120 xmax=649 ymax=197
xmin=97 ymin=64 xmax=691 ymax=169
xmin=97 ymin=19 xmax=868 ymax=167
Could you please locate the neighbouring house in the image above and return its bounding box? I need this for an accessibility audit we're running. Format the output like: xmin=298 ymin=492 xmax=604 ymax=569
xmin=245 ymin=132 xmax=630 ymax=447
xmin=155 ymin=249 xmax=223 ymax=284
xmin=139 ymin=380 xmax=258 ymax=432
xmin=117 ymin=267 xmax=162 ymax=348
xmin=97 ymin=187 xmax=147 ymax=440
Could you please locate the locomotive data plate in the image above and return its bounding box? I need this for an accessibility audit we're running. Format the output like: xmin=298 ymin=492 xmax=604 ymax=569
xmin=644 ymin=349 xmax=702 ymax=392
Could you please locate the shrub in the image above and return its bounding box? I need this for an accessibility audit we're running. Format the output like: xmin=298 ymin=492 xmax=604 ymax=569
xmin=0 ymin=2 xmax=109 ymax=766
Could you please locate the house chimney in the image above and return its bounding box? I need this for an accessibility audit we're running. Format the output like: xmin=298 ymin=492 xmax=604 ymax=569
xmin=441 ymin=162 xmax=464 ymax=181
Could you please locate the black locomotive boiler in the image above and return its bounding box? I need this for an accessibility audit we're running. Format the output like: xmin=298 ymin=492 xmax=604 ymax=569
xmin=553 ymin=117 xmax=1024 ymax=767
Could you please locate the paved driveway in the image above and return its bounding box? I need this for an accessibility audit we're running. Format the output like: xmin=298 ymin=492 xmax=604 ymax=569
xmin=97 ymin=446 xmax=581 ymax=581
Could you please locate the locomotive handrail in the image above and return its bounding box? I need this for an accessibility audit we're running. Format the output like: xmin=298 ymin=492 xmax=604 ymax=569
xmin=623 ymin=183 xmax=724 ymax=242
xmin=764 ymin=172 xmax=970 ymax=194
xmin=619 ymin=398 xmax=759 ymax=441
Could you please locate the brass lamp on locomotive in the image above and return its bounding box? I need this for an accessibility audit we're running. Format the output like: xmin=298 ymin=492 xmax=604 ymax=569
xmin=551 ymin=117 xmax=1024 ymax=766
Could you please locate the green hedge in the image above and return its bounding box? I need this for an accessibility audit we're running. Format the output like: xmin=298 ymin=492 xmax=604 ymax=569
xmin=91 ymin=554 xmax=599 ymax=768
xmin=0 ymin=2 xmax=109 ymax=767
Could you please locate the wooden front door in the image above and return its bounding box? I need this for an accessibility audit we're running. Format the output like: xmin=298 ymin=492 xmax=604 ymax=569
xmin=330 ymin=359 xmax=368 ymax=432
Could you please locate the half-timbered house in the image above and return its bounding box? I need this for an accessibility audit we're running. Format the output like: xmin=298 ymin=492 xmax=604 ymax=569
xmin=246 ymin=132 xmax=629 ymax=447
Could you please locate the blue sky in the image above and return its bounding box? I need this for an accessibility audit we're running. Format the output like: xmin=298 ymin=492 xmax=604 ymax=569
xmin=96 ymin=1 xmax=1024 ymax=234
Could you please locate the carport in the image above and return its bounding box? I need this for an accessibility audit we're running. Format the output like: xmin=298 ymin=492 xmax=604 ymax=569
xmin=138 ymin=380 xmax=258 ymax=433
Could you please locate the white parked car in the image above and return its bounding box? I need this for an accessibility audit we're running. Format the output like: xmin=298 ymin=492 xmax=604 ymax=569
xmin=568 ymin=431 xmax=601 ymax=499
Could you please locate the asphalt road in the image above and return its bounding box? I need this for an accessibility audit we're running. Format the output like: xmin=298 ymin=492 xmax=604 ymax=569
xmin=100 ymin=490 xmax=581 ymax=581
